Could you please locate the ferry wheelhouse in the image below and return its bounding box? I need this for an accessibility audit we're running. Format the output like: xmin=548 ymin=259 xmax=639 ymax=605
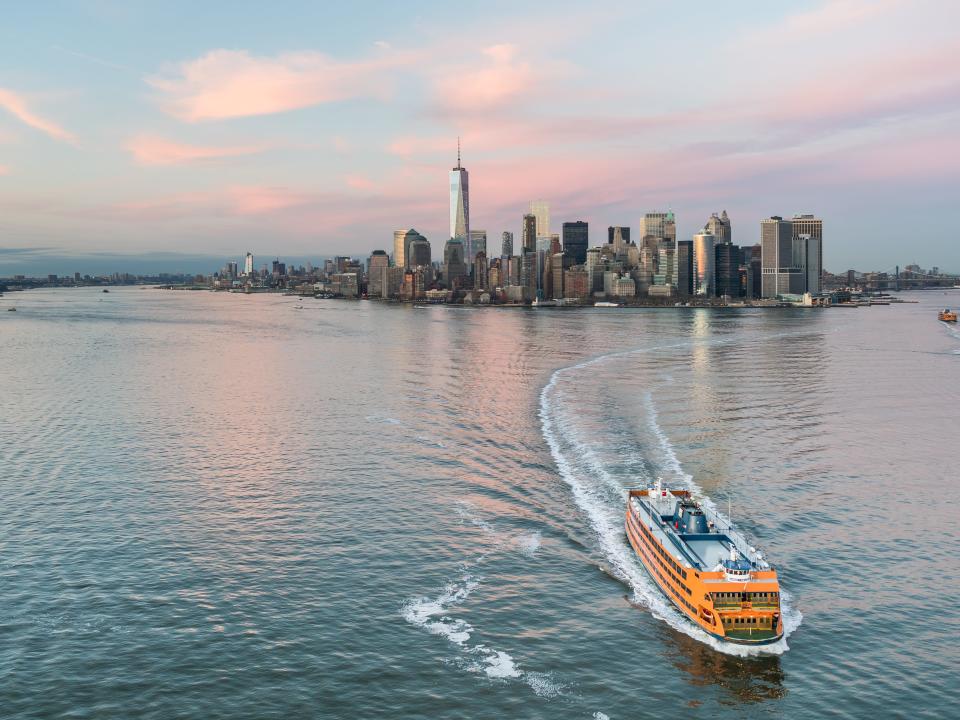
xmin=625 ymin=482 xmax=783 ymax=645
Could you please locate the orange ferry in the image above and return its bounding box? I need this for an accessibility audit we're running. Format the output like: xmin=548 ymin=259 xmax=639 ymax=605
xmin=939 ymin=308 xmax=957 ymax=323
xmin=625 ymin=481 xmax=783 ymax=645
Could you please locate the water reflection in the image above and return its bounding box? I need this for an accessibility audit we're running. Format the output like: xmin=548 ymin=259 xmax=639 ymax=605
xmin=664 ymin=629 xmax=787 ymax=704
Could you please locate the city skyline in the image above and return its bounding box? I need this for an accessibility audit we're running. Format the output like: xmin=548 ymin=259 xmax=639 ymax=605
xmin=1 ymin=1 xmax=959 ymax=273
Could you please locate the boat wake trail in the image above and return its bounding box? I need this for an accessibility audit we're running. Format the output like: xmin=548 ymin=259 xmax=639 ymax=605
xmin=401 ymin=506 xmax=565 ymax=697
xmin=539 ymin=343 xmax=802 ymax=657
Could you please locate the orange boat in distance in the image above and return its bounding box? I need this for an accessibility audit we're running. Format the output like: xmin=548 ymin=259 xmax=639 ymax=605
xmin=938 ymin=308 xmax=957 ymax=322
xmin=625 ymin=481 xmax=784 ymax=645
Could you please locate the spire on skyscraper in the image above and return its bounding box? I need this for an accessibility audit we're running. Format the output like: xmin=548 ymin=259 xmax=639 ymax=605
xmin=456 ymin=136 xmax=461 ymax=170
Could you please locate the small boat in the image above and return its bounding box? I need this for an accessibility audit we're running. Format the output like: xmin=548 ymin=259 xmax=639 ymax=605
xmin=594 ymin=301 xmax=622 ymax=308
xmin=532 ymin=298 xmax=558 ymax=307
xmin=626 ymin=481 xmax=783 ymax=645
xmin=939 ymin=308 xmax=958 ymax=322
xmin=7 ymin=307 xmax=15 ymax=312
xmin=102 ymin=289 xmax=110 ymax=293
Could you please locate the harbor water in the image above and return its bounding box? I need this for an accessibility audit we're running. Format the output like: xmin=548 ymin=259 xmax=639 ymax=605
xmin=1 ymin=288 xmax=958 ymax=719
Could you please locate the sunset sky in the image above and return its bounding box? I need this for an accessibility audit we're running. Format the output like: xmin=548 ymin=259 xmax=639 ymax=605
xmin=1 ymin=0 xmax=958 ymax=272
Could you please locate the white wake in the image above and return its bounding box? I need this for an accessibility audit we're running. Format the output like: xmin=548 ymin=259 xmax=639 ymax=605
xmin=539 ymin=343 xmax=802 ymax=657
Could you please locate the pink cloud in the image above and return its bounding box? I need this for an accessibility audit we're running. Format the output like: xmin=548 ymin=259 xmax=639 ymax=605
xmin=345 ymin=174 xmax=376 ymax=190
xmin=0 ymin=87 xmax=76 ymax=144
xmin=126 ymin=134 xmax=267 ymax=165
xmin=434 ymin=44 xmax=538 ymax=111
xmin=0 ymin=164 xmax=9 ymax=175
xmin=148 ymin=49 xmax=413 ymax=121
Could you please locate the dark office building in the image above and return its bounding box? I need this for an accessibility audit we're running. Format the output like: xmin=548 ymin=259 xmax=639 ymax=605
xmin=522 ymin=214 xmax=537 ymax=254
xmin=714 ymin=242 xmax=742 ymax=298
xmin=562 ymin=221 xmax=589 ymax=265
xmin=742 ymin=243 xmax=762 ymax=298
xmin=676 ymin=240 xmax=694 ymax=297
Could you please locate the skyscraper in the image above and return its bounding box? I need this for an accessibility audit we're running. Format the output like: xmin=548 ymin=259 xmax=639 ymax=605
xmin=368 ymin=250 xmax=389 ymax=297
xmin=522 ymin=214 xmax=537 ymax=254
xmin=714 ymin=242 xmax=741 ymax=297
xmin=562 ymin=221 xmax=589 ymax=265
xmin=676 ymin=241 xmax=693 ymax=296
xmin=402 ymin=228 xmax=428 ymax=269
xmin=393 ymin=229 xmax=407 ymax=268
xmin=450 ymin=141 xmax=470 ymax=260
xmin=792 ymin=214 xmax=823 ymax=294
xmin=761 ymin=217 xmax=804 ymax=297
xmin=469 ymin=230 xmax=487 ymax=259
xmin=444 ymin=237 xmax=467 ymax=289
xmin=608 ymin=226 xmax=631 ymax=253
xmin=705 ymin=211 xmax=732 ymax=244
xmin=501 ymin=231 xmax=514 ymax=257
xmin=530 ymin=200 xmax=550 ymax=238
xmin=408 ymin=236 xmax=432 ymax=268
xmin=692 ymin=231 xmax=716 ymax=295
xmin=640 ymin=212 xmax=676 ymax=244
xmin=243 ymin=252 xmax=254 ymax=276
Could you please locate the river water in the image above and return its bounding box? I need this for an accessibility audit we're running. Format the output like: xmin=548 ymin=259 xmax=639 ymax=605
xmin=1 ymin=287 xmax=958 ymax=719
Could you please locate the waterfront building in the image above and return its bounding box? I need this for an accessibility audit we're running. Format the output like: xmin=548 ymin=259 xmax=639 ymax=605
xmin=330 ymin=273 xmax=359 ymax=298
xmin=693 ymin=231 xmax=716 ymax=296
xmin=522 ymin=214 xmax=537 ymax=254
xmin=550 ymin=253 xmax=565 ymax=299
xmin=792 ymin=214 xmax=823 ymax=294
xmin=705 ymin=211 xmax=732 ymax=245
xmin=443 ymin=238 xmax=468 ymax=289
xmin=744 ymin=244 xmax=762 ymax=298
xmin=608 ymin=226 xmax=631 ymax=254
xmin=761 ymin=217 xmax=804 ymax=297
xmin=564 ymin=266 xmax=590 ymax=300
xmin=604 ymin=272 xmax=636 ymax=298
xmin=393 ymin=229 xmax=407 ymax=268
xmin=450 ymin=144 xmax=471 ymax=260
xmin=244 ymin=252 xmax=254 ymax=276
xmin=520 ymin=251 xmax=538 ymax=295
xmin=470 ymin=230 xmax=487 ymax=259
xmin=562 ymin=221 xmax=589 ymax=265
xmin=714 ymin=242 xmax=741 ymax=298
xmin=501 ymin=231 xmax=514 ymax=257
xmin=530 ymin=200 xmax=550 ymax=238
xmin=368 ymin=250 xmax=389 ymax=297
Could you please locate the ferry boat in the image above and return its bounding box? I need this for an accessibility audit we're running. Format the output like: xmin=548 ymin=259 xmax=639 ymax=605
xmin=625 ymin=481 xmax=783 ymax=645
xmin=938 ymin=308 xmax=957 ymax=322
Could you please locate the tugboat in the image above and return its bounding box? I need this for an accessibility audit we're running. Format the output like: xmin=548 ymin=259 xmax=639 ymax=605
xmin=938 ymin=308 xmax=957 ymax=322
xmin=625 ymin=481 xmax=783 ymax=645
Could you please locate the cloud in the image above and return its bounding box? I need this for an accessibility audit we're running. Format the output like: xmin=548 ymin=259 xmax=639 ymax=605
xmin=433 ymin=44 xmax=538 ymax=111
xmin=125 ymin=134 xmax=267 ymax=165
xmin=0 ymin=164 xmax=9 ymax=175
xmin=148 ymin=49 xmax=411 ymax=121
xmin=0 ymin=87 xmax=76 ymax=143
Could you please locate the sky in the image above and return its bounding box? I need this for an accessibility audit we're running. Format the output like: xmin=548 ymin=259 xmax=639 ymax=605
xmin=1 ymin=0 xmax=959 ymax=274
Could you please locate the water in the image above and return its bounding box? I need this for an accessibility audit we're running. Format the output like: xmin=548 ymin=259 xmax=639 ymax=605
xmin=1 ymin=288 xmax=958 ymax=719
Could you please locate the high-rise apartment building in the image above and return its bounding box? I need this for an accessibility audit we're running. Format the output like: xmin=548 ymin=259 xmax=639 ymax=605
xmin=522 ymin=214 xmax=537 ymax=254
xmin=761 ymin=217 xmax=804 ymax=297
xmin=692 ymin=231 xmax=716 ymax=296
xmin=501 ymin=231 xmax=514 ymax=257
xmin=530 ymin=200 xmax=550 ymax=238
xmin=562 ymin=221 xmax=589 ymax=265
xmin=450 ymin=144 xmax=470 ymax=260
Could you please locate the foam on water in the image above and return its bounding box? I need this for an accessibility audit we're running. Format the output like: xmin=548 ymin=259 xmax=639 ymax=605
xmin=402 ymin=506 xmax=562 ymax=697
xmin=539 ymin=342 xmax=802 ymax=656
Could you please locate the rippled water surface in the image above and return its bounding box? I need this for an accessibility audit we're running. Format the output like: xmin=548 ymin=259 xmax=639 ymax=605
xmin=2 ymin=288 xmax=958 ymax=719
